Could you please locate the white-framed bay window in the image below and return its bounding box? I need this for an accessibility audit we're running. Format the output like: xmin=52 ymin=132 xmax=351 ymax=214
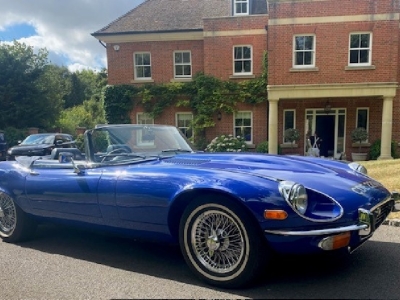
xmin=293 ymin=35 xmax=315 ymax=68
xmin=134 ymin=52 xmax=152 ymax=79
xmin=349 ymin=33 xmax=372 ymax=66
xmin=176 ymin=112 xmax=193 ymax=139
xmin=283 ymin=109 xmax=296 ymax=143
xmin=234 ymin=111 xmax=252 ymax=143
xmin=233 ymin=45 xmax=252 ymax=75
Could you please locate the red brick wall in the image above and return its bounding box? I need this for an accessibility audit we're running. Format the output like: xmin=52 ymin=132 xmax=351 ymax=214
xmin=203 ymin=15 xmax=268 ymax=79
xmin=107 ymin=40 xmax=204 ymax=85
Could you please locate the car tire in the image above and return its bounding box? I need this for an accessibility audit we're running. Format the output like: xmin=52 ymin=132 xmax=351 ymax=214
xmin=179 ymin=196 xmax=269 ymax=288
xmin=0 ymin=193 xmax=37 ymax=243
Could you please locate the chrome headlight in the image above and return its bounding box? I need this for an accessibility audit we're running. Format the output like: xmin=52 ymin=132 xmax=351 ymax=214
xmin=348 ymin=162 xmax=368 ymax=175
xmin=279 ymin=181 xmax=308 ymax=215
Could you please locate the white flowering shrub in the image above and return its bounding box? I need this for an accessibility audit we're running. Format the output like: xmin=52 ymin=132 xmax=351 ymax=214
xmin=205 ymin=134 xmax=248 ymax=152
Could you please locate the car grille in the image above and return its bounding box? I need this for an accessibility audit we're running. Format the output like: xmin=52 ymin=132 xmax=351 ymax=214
xmin=372 ymin=199 xmax=394 ymax=228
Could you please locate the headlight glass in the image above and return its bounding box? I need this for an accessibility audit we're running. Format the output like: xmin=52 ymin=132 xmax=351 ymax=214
xmin=348 ymin=162 xmax=368 ymax=175
xmin=279 ymin=181 xmax=308 ymax=215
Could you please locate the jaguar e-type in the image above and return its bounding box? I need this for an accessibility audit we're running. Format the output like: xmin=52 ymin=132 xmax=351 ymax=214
xmin=0 ymin=124 xmax=397 ymax=288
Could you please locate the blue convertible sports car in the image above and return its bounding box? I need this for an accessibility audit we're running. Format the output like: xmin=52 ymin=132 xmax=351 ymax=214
xmin=0 ymin=124 xmax=398 ymax=288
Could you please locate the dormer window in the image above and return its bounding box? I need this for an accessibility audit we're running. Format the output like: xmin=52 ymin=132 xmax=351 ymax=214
xmin=234 ymin=0 xmax=249 ymax=15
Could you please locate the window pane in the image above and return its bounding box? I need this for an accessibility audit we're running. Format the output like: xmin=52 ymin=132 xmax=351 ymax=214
xmin=350 ymin=35 xmax=360 ymax=48
xmin=360 ymin=50 xmax=369 ymax=63
xmin=182 ymin=52 xmax=190 ymax=63
xmin=175 ymin=66 xmax=183 ymax=76
xmin=357 ymin=109 xmax=368 ymax=128
xmin=243 ymin=61 xmax=251 ymax=72
xmin=284 ymin=111 xmax=294 ymax=129
xmin=144 ymin=66 xmax=151 ymax=77
xmin=350 ymin=50 xmax=358 ymax=63
xmin=234 ymin=61 xmax=242 ymax=73
xmin=243 ymin=47 xmax=251 ymax=59
xmin=234 ymin=47 xmax=243 ymax=59
xmin=305 ymin=36 xmax=313 ymax=50
xmin=135 ymin=54 xmax=143 ymax=65
xmin=143 ymin=54 xmax=150 ymax=65
xmin=183 ymin=65 xmax=191 ymax=75
xmin=175 ymin=53 xmax=182 ymax=63
xmin=296 ymin=52 xmax=304 ymax=65
xmin=304 ymin=52 xmax=312 ymax=65
xmin=295 ymin=36 xmax=304 ymax=50
xmin=360 ymin=34 xmax=370 ymax=48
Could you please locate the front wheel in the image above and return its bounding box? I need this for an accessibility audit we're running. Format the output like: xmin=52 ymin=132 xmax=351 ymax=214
xmin=179 ymin=197 xmax=269 ymax=288
xmin=0 ymin=193 xmax=36 ymax=243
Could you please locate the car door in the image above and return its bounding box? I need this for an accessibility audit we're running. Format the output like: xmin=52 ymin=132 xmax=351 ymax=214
xmin=25 ymin=161 xmax=103 ymax=223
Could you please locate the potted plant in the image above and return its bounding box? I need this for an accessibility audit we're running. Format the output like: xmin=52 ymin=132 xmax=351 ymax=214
xmin=351 ymin=127 xmax=369 ymax=161
xmin=284 ymin=128 xmax=300 ymax=148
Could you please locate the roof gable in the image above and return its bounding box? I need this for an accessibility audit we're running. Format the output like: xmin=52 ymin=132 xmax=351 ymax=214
xmin=93 ymin=0 xmax=231 ymax=35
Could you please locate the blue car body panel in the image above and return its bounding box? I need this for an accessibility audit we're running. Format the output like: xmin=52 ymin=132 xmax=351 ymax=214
xmin=0 ymin=150 xmax=393 ymax=252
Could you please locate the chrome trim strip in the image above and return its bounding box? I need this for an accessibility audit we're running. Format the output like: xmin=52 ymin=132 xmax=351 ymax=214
xmin=264 ymin=224 xmax=368 ymax=236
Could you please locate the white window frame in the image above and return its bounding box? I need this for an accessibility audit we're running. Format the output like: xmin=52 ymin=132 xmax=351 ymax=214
xmin=293 ymin=35 xmax=316 ymax=68
xmin=174 ymin=51 xmax=192 ymax=78
xmin=234 ymin=0 xmax=249 ymax=15
xmin=234 ymin=111 xmax=253 ymax=144
xmin=134 ymin=52 xmax=152 ymax=80
xmin=348 ymin=32 xmax=372 ymax=66
xmin=233 ymin=45 xmax=253 ymax=75
xmin=176 ymin=112 xmax=193 ymax=139
xmin=356 ymin=107 xmax=369 ymax=142
xmin=136 ymin=113 xmax=155 ymax=146
xmin=283 ymin=109 xmax=296 ymax=144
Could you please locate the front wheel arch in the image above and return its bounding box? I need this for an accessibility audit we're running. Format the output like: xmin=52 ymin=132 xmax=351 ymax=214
xmin=179 ymin=196 xmax=270 ymax=288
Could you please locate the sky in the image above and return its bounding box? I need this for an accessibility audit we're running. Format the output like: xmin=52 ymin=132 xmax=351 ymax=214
xmin=0 ymin=0 xmax=145 ymax=72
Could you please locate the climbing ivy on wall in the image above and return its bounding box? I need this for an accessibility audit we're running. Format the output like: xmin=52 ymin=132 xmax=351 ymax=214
xmin=104 ymin=52 xmax=269 ymax=138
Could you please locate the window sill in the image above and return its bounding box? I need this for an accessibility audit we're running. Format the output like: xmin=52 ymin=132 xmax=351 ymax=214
xmin=131 ymin=79 xmax=154 ymax=84
xmin=345 ymin=65 xmax=375 ymax=71
xmin=351 ymin=142 xmax=371 ymax=148
xmin=170 ymin=78 xmax=192 ymax=83
xmin=280 ymin=143 xmax=298 ymax=148
xmin=246 ymin=144 xmax=255 ymax=149
xmin=229 ymin=74 xmax=255 ymax=79
xmin=289 ymin=67 xmax=319 ymax=72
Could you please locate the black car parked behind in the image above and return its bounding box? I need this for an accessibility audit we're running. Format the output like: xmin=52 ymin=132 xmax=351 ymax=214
xmin=6 ymin=133 xmax=76 ymax=161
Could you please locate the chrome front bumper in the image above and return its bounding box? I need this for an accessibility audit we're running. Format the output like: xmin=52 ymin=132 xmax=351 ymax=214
xmin=265 ymin=197 xmax=396 ymax=237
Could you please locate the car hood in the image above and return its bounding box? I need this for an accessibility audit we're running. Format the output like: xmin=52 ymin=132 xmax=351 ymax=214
xmin=166 ymin=152 xmax=386 ymax=194
xmin=8 ymin=144 xmax=52 ymax=155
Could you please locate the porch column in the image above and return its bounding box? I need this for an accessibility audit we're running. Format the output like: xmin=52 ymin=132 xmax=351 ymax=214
xmin=378 ymin=96 xmax=394 ymax=160
xmin=268 ymin=98 xmax=279 ymax=154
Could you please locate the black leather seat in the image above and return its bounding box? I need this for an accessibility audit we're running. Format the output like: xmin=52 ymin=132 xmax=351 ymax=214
xmin=51 ymin=148 xmax=85 ymax=160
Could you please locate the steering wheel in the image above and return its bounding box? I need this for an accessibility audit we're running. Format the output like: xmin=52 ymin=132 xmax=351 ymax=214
xmin=101 ymin=147 xmax=131 ymax=162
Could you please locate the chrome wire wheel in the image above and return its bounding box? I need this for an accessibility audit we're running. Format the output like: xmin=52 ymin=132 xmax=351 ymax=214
xmin=0 ymin=193 xmax=17 ymax=236
xmin=191 ymin=209 xmax=245 ymax=273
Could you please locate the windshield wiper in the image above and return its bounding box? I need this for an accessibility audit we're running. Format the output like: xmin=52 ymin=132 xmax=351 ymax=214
xmin=100 ymin=153 xmax=147 ymax=163
xmin=161 ymin=149 xmax=192 ymax=153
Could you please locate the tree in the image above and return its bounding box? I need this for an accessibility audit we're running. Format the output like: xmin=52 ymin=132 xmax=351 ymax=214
xmin=0 ymin=41 xmax=63 ymax=129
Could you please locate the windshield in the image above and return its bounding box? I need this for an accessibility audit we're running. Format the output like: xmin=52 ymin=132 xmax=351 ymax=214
xmin=86 ymin=124 xmax=195 ymax=164
xmin=21 ymin=134 xmax=55 ymax=145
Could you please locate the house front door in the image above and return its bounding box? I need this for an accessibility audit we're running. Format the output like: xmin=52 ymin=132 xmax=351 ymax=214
xmin=305 ymin=108 xmax=346 ymax=158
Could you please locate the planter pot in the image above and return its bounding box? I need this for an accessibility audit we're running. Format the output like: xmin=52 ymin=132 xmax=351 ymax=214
xmin=351 ymin=152 xmax=368 ymax=161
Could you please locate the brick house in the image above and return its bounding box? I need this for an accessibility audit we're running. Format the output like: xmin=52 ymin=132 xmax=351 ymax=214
xmin=92 ymin=0 xmax=400 ymax=160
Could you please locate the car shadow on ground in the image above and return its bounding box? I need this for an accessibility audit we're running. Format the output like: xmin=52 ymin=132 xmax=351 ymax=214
xmin=15 ymin=223 xmax=400 ymax=299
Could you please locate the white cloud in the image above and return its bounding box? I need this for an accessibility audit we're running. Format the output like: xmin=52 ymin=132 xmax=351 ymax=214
xmin=0 ymin=0 xmax=144 ymax=71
